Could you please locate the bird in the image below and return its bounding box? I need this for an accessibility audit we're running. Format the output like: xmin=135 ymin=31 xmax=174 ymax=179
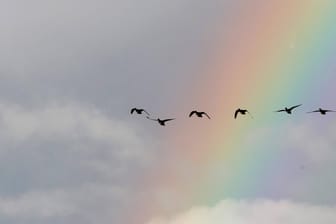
xmin=307 ymin=108 xmax=336 ymax=115
xmin=234 ymin=108 xmax=253 ymax=119
xmin=275 ymin=104 xmax=302 ymax=114
xmin=146 ymin=116 xmax=175 ymax=126
xmin=189 ymin=110 xmax=211 ymax=119
xmin=130 ymin=107 xmax=150 ymax=116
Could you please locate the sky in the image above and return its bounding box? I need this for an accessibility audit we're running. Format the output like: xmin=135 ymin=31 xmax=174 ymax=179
xmin=0 ymin=0 xmax=336 ymax=224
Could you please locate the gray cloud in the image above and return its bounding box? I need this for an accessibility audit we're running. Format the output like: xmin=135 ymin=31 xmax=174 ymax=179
xmin=0 ymin=0 xmax=228 ymax=220
xmin=0 ymin=102 xmax=157 ymax=223
xmin=0 ymin=0 xmax=227 ymax=114
xmin=0 ymin=1 xmax=230 ymax=220
xmin=0 ymin=1 xmax=227 ymax=221
xmin=0 ymin=184 xmax=128 ymax=224
xmin=2 ymin=1 xmax=333 ymax=224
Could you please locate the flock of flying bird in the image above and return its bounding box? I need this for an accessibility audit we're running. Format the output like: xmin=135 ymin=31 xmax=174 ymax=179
xmin=130 ymin=104 xmax=335 ymax=126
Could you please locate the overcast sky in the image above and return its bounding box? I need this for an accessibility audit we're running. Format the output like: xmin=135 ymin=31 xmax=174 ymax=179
xmin=0 ymin=1 xmax=229 ymax=223
xmin=0 ymin=1 xmax=336 ymax=224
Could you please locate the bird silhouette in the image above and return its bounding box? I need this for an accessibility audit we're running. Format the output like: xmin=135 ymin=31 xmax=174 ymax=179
xmin=189 ymin=110 xmax=211 ymax=119
xmin=307 ymin=108 xmax=336 ymax=115
xmin=234 ymin=108 xmax=253 ymax=119
xmin=275 ymin=104 xmax=302 ymax=114
xmin=130 ymin=108 xmax=150 ymax=116
xmin=146 ymin=116 xmax=175 ymax=126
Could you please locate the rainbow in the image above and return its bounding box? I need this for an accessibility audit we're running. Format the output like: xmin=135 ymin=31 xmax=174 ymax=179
xmin=129 ymin=1 xmax=336 ymax=223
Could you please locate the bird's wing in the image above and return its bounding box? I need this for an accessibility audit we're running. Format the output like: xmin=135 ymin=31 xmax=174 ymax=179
xmin=275 ymin=109 xmax=285 ymax=112
xmin=146 ymin=116 xmax=157 ymax=121
xmin=234 ymin=110 xmax=239 ymax=119
xmin=307 ymin=110 xmax=319 ymax=113
xmin=142 ymin=109 xmax=150 ymax=115
xmin=289 ymin=104 xmax=302 ymax=110
xmin=189 ymin=111 xmax=196 ymax=117
xmin=130 ymin=108 xmax=136 ymax=114
xmin=203 ymin=112 xmax=211 ymax=119
xmin=325 ymin=110 xmax=336 ymax=112
xmin=162 ymin=118 xmax=175 ymax=122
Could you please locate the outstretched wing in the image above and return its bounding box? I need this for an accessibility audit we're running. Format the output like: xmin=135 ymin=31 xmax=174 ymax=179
xmin=202 ymin=112 xmax=211 ymax=119
xmin=275 ymin=109 xmax=285 ymax=112
xmin=289 ymin=104 xmax=302 ymax=110
xmin=146 ymin=116 xmax=157 ymax=121
xmin=234 ymin=109 xmax=239 ymax=119
xmin=325 ymin=110 xmax=336 ymax=113
xmin=307 ymin=110 xmax=319 ymax=113
xmin=142 ymin=109 xmax=150 ymax=116
xmin=189 ymin=111 xmax=197 ymax=117
xmin=162 ymin=118 xmax=175 ymax=123
xmin=130 ymin=108 xmax=136 ymax=114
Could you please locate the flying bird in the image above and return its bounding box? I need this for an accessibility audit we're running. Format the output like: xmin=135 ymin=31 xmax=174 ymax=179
xmin=146 ymin=116 xmax=175 ymax=126
xmin=234 ymin=108 xmax=253 ymax=119
xmin=189 ymin=110 xmax=211 ymax=119
xmin=130 ymin=108 xmax=150 ymax=116
xmin=307 ymin=108 xmax=336 ymax=115
xmin=275 ymin=104 xmax=302 ymax=114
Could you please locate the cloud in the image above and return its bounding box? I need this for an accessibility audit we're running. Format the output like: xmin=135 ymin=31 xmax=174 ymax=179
xmin=0 ymin=0 xmax=227 ymax=116
xmin=0 ymin=190 xmax=76 ymax=218
xmin=0 ymin=183 xmax=127 ymax=222
xmin=0 ymin=101 xmax=158 ymax=186
xmin=0 ymin=0 xmax=229 ymax=222
xmin=0 ymin=101 xmax=157 ymax=223
xmin=0 ymin=102 xmax=150 ymax=160
xmin=147 ymin=199 xmax=336 ymax=224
